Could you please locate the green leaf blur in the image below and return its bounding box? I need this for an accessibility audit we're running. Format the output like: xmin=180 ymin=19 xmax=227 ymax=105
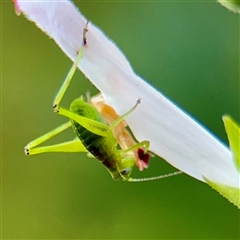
xmin=223 ymin=115 xmax=240 ymax=171
xmin=204 ymin=177 xmax=240 ymax=208
xmin=2 ymin=1 xmax=239 ymax=239
xmin=218 ymin=0 xmax=240 ymax=13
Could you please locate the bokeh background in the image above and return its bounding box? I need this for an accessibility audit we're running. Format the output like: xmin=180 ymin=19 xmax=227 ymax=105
xmin=2 ymin=1 xmax=239 ymax=239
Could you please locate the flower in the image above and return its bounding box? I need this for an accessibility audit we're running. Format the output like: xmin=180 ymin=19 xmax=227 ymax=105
xmin=14 ymin=0 xmax=239 ymax=206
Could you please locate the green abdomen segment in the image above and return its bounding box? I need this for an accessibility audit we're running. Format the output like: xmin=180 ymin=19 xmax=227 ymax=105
xmin=73 ymin=124 xmax=118 ymax=169
xmin=70 ymin=98 xmax=120 ymax=169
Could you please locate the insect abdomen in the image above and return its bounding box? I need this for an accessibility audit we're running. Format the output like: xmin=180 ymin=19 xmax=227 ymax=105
xmin=70 ymin=97 xmax=120 ymax=168
xmin=75 ymin=124 xmax=120 ymax=169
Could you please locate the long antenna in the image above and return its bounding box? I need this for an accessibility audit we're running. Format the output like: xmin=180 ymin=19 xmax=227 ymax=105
xmin=128 ymin=171 xmax=182 ymax=182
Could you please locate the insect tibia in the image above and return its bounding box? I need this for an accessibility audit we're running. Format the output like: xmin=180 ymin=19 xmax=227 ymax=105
xmin=128 ymin=171 xmax=182 ymax=182
xmin=52 ymin=21 xmax=89 ymax=115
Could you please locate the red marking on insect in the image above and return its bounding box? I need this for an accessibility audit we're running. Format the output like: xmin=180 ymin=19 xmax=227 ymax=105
xmin=137 ymin=148 xmax=151 ymax=171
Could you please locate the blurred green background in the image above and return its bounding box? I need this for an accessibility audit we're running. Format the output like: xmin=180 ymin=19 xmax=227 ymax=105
xmin=2 ymin=1 xmax=239 ymax=239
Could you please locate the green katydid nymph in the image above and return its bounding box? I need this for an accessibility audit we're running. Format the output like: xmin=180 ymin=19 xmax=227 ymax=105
xmin=25 ymin=22 xmax=181 ymax=182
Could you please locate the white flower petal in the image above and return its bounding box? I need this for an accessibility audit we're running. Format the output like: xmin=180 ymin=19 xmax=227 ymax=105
xmin=16 ymin=0 xmax=239 ymax=188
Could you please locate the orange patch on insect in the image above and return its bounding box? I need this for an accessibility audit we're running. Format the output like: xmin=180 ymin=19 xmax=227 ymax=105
xmin=90 ymin=93 xmax=150 ymax=171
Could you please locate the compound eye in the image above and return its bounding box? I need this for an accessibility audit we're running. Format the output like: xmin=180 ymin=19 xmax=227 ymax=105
xmin=121 ymin=167 xmax=131 ymax=176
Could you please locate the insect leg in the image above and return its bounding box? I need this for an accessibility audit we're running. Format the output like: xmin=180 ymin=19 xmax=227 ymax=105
xmin=123 ymin=140 xmax=150 ymax=154
xmin=90 ymin=94 xmax=132 ymax=148
xmin=53 ymin=21 xmax=89 ymax=112
xmin=110 ymin=99 xmax=141 ymax=129
xmin=25 ymin=121 xmax=72 ymax=149
xmin=25 ymin=138 xmax=87 ymax=156
xmin=24 ymin=121 xmax=87 ymax=155
xmin=57 ymin=107 xmax=110 ymax=137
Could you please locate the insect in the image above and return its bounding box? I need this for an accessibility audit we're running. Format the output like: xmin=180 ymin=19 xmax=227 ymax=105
xmin=25 ymin=22 xmax=181 ymax=182
xmin=90 ymin=93 xmax=151 ymax=171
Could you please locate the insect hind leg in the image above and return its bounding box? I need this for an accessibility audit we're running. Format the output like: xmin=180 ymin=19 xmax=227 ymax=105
xmin=25 ymin=138 xmax=87 ymax=156
xmin=24 ymin=121 xmax=87 ymax=155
